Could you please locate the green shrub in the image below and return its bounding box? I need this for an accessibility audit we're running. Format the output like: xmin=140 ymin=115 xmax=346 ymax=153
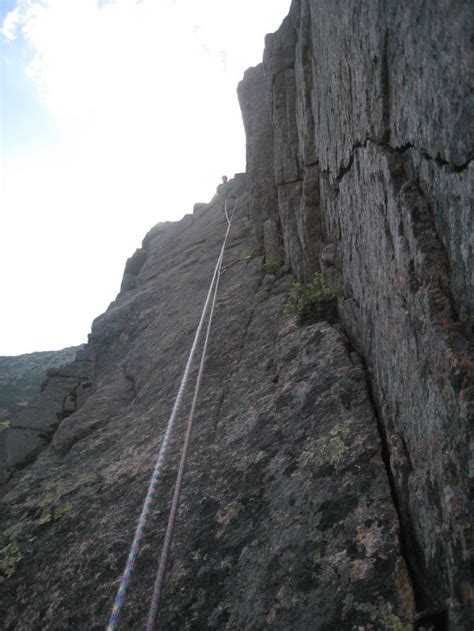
xmin=261 ymin=259 xmax=283 ymax=274
xmin=285 ymin=273 xmax=339 ymax=324
xmin=0 ymin=542 xmax=22 ymax=578
xmin=241 ymin=249 xmax=257 ymax=260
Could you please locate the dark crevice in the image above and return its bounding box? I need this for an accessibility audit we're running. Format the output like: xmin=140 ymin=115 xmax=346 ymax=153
xmin=399 ymin=143 xmax=473 ymax=172
xmin=276 ymin=178 xmax=301 ymax=187
xmin=342 ymin=335 xmax=447 ymax=625
xmin=213 ymin=388 xmax=227 ymax=432
xmin=434 ymin=154 xmax=473 ymax=172
xmin=123 ymin=370 xmax=137 ymax=402
xmin=328 ymin=138 xmax=472 ymax=185
xmin=334 ymin=141 xmax=368 ymax=183
xmin=413 ymin=609 xmax=449 ymax=631
xmin=345 ymin=344 xmax=424 ymax=613
xmin=381 ymin=30 xmax=390 ymax=144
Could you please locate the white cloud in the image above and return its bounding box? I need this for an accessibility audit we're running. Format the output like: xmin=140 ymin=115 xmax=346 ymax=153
xmin=1 ymin=7 xmax=21 ymax=40
xmin=0 ymin=0 xmax=291 ymax=354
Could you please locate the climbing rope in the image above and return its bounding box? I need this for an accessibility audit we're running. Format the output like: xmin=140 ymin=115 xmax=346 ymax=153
xmin=146 ymin=219 xmax=229 ymax=630
xmin=107 ymin=197 xmax=235 ymax=631
xmin=224 ymin=198 xmax=230 ymax=224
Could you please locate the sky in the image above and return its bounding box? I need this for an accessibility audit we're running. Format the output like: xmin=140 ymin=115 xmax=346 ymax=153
xmin=0 ymin=0 xmax=291 ymax=356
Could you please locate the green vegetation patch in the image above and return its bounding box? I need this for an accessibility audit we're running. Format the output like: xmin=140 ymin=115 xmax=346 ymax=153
xmin=241 ymin=249 xmax=257 ymax=260
xmin=216 ymin=500 xmax=243 ymax=526
xmin=285 ymin=272 xmax=339 ymax=324
xmin=1 ymin=484 xmax=78 ymax=579
xmin=262 ymin=259 xmax=283 ymax=274
xmin=320 ymin=420 xmax=352 ymax=467
xmin=296 ymin=420 xmax=353 ymax=476
xmin=297 ymin=450 xmax=317 ymax=470
xmin=0 ymin=542 xmax=22 ymax=578
xmin=235 ymin=450 xmax=265 ymax=472
xmin=379 ymin=608 xmax=412 ymax=631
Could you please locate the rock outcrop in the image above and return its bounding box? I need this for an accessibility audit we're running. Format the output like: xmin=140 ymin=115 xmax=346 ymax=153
xmin=0 ymin=2 xmax=472 ymax=630
xmin=1 ymin=175 xmax=417 ymax=629
xmin=0 ymin=347 xmax=85 ymax=483
xmin=238 ymin=1 xmax=473 ymax=627
xmin=0 ymin=347 xmax=81 ymax=418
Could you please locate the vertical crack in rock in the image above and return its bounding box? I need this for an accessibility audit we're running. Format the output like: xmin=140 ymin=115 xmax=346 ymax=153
xmin=239 ymin=2 xmax=473 ymax=627
xmin=381 ymin=29 xmax=390 ymax=144
xmin=354 ymin=347 xmax=425 ymax=614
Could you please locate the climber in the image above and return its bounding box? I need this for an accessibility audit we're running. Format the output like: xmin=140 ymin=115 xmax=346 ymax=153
xmin=216 ymin=175 xmax=233 ymax=198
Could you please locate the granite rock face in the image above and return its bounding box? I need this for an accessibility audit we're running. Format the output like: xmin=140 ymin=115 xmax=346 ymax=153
xmin=0 ymin=347 xmax=86 ymax=483
xmin=0 ymin=178 xmax=415 ymax=629
xmin=239 ymin=0 xmax=473 ymax=627
xmin=0 ymin=347 xmax=81 ymax=419
xmin=1 ymin=2 xmax=472 ymax=629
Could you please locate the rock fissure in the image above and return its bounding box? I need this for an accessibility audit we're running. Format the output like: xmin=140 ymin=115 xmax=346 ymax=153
xmin=239 ymin=2 xmax=472 ymax=626
xmin=353 ymin=346 xmax=424 ymax=612
xmin=330 ymin=138 xmax=471 ymax=187
xmin=381 ymin=29 xmax=390 ymax=144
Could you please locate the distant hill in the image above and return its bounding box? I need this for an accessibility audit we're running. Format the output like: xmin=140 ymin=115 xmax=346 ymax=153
xmin=0 ymin=347 xmax=82 ymax=422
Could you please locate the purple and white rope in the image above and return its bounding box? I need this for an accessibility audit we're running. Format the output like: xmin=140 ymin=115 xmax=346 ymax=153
xmin=106 ymin=203 xmax=235 ymax=631
xmin=145 ymin=207 xmax=233 ymax=630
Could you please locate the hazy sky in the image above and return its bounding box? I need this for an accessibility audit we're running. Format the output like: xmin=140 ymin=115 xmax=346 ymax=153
xmin=0 ymin=0 xmax=291 ymax=356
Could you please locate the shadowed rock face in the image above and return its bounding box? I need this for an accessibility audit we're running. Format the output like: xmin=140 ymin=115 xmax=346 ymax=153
xmin=0 ymin=348 xmax=81 ymax=417
xmin=239 ymin=0 xmax=473 ymax=627
xmin=0 ymin=347 xmax=86 ymax=483
xmin=0 ymin=175 xmax=415 ymax=629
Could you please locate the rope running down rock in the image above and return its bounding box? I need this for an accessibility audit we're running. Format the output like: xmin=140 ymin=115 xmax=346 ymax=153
xmin=145 ymin=199 xmax=235 ymax=629
xmin=106 ymin=199 xmax=235 ymax=630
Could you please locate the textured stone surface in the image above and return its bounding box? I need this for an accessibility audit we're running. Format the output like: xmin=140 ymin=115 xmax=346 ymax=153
xmin=1 ymin=2 xmax=472 ymax=628
xmin=0 ymin=347 xmax=86 ymax=483
xmin=322 ymin=143 xmax=473 ymax=624
xmin=0 ymin=347 xmax=80 ymax=418
xmin=238 ymin=13 xmax=322 ymax=283
xmin=239 ymin=1 xmax=473 ymax=627
xmin=0 ymin=181 xmax=414 ymax=629
xmin=238 ymin=65 xmax=279 ymax=255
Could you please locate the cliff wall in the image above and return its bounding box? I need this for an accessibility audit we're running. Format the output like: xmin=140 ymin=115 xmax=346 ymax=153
xmin=238 ymin=1 xmax=473 ymax=627
xmin=1 ymin=177 xmax=417 ymax=629
xmin=0 ymin=2 xmax=472 ymax=629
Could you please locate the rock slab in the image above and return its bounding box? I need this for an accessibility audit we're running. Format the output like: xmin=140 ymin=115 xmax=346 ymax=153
xmin=1 ymin=182 xmax=414 ymax=629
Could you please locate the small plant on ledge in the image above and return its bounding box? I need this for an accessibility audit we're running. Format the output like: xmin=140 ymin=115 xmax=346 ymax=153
xmin=261 ymin=259 xmax=283 ymax=274
xmin=241 ymin=249 xmax=257 ymax=260
xmin=285 ymin=272 xmax=339 ymax=324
